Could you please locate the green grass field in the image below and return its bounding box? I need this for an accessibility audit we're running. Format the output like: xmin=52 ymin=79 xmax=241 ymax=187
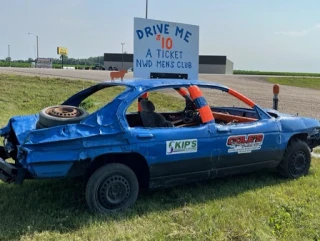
xmin=0 ymin=61 xmax=93 ymax=69
xmin=235 ymin=70 xmax=320 ymax=77
xmin=0 ymin=62 xmax=30 ymax=68
xmin=0 ymin=73 xmax=320 ymax=241
xmin=267 ymin=77 xmax=320 ymax=90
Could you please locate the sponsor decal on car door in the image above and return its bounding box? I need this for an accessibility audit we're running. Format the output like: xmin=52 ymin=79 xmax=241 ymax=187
xmin=166 ymin=139 xmax=197 ymax=155
xmin=226 ymin=133 xmax=264 ymax=154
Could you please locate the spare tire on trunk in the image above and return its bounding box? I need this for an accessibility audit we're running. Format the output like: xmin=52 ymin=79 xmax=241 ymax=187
xmin=37 ymin=105 xmax=89 ymax=128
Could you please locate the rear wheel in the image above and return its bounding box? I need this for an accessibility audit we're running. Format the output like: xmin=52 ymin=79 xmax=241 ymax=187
xmin=277 ymin=139 xmax=311 ymax=178
xmin=85 ymin=163 xmax=139 ymax=214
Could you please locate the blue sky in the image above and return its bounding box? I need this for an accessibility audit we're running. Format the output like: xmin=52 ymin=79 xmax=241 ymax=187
xmin=1 ymin=0 xmax=320 ymax=72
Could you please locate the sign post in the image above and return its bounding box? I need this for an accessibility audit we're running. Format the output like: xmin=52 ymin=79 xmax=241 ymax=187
xmin=273 ymin=84 xmax=280 ymax=110
xmin=57 ymin=47 xmax=68 ymax=69
xmin=133 ymin=18 xmax=199 ymax=80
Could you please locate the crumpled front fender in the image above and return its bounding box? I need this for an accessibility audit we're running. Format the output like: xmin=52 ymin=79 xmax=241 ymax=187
xmin=280 ymin=116 xmax=320 ymax=133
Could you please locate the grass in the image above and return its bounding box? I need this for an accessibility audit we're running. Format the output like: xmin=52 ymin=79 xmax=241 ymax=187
xmin=0 ymin=74 xmax=104 ymax=125
xmin=0 ymin=74 xmax=183 ymax=126
xmin=267 ymin=77 xmax=320 ymax=90
xmin=313 ymin=147 xmax=320 ymax=154
xmin=0 ymin=61 xmax=93 ymax=69
xmin=234 ymin=70 xmax=320 ymax=77
xmin=0 ymin=62 xmax=30 ymax=68
xmin=0 ymin=73 xmax=320 ymax=240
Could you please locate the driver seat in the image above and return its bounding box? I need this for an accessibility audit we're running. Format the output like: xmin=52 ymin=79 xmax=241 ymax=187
xmin=139 ymin=99 xmax=174 ymax=127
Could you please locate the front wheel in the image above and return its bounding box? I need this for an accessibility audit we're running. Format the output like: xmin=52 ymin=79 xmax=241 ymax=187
xmin=277 ymin=139 xmax=311 ymax=179
xmin=85 ymin=163 xmax=139 ymax=214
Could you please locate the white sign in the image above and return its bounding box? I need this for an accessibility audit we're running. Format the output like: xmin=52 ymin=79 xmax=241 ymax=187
xmin=35 ymin=58 xmax=53 ymax=69
xmin=166 ymin=139 xmax=197 ymax=155
xmin=133 ymin=17 xmax=199 ymax=79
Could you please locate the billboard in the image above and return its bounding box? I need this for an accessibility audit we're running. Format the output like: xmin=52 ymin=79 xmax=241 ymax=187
xmin=133 ymin=17 xmax=199 ymax=79
xmin=35 ymin=58 xmax=53 ymax=68
xmin=57 ymin=47 xmax=68 ymax=55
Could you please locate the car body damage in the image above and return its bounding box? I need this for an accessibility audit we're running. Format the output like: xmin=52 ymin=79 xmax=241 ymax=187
xmin=1 ymin=78 xmax=320 ymax=213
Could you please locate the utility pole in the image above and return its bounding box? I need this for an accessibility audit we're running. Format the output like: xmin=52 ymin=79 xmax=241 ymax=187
xmin=28 ymin=32 xmax=39 ymax=60
xmin=36 ymin=35 xmax=39 ymax=60
xmin=121 ymin=42 xmax=125 ymax=69
xmin=8 ymin=45 xmax=11 ymax=67
xmin=146 ymin=0 xmax=148 ymax=18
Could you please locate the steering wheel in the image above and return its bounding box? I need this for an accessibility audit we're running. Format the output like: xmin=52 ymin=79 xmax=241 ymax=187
xmin=182 ymin=110 xmax=200 ymax=124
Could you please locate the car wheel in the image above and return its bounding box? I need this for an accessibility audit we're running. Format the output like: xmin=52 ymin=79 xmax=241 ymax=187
xmin=85 ymin=163 xmax=139 ymax=214
xmin=38 ymin=105 xmax=89 ymax=128
xmin=277 ymin=138 xmax=311 ymax=179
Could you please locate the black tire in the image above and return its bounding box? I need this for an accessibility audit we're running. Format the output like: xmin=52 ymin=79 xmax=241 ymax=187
xmin=0 ymin=146 xmax=7 ymax=160
xmin=85 ymin=163 xmax=139 ymax=214
xmin=38 ymin=105 xmax=89 ymax=128
xmin=277 ymin=138 xmax=311 ymax=179
xmin=35 ymin=120 xmax=47 ymax=129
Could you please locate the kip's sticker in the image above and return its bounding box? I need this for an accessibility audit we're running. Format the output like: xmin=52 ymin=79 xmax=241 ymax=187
xmin=226 ymin=133 xmax=264 ymax=154
xmin=166 ymin=139 xmax=197 ymax=155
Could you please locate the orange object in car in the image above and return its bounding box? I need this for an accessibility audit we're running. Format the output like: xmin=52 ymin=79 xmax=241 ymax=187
xmin=176 ymin=87 xmax=189 ymax=98
xmin=187 ymin=85 xmax=214 ymax=123
xmin=228 ymin=88 xmax=255 ymax=108
xmin=138 ymin=92 xmax=149 ymax=112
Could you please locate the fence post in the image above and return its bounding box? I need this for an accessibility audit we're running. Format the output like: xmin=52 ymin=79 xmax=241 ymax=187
xmin=273 ymin=84 xmax=280 ymax=110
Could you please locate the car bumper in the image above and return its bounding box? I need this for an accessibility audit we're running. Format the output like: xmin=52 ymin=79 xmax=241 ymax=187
xmin=307 ymin=131 xmax=320 ymax=149
xmin=0 ymin=157 xmax=29 ymax=184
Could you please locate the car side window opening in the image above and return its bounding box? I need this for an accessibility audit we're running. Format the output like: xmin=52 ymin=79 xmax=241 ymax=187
xmin=125 ymin=85 xmax=259 ymax=129
xmin=199 ymin=87 xmax=259 ymax=125
xmin=76 ymin=85 xmax=127 ymax=114
xmin=126 ymin=87 xmax=187 ymax=128
xmin=125 ymin=86 xmax=216 ymax=129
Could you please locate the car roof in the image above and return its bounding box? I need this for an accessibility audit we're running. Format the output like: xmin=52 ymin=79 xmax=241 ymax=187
xmin=100 ymin=78 xmax=229 ymax=91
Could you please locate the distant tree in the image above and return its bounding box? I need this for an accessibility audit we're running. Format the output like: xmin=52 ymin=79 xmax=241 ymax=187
xmin=28 ymin=58 xmax=34 ymax=62
xmin=5 ymin=57 xmax=11 ymax=62
xmin=61 ymin=55 xmax=68 ymax=61
xmin=49 ymin=55 xmax=105 ymax=66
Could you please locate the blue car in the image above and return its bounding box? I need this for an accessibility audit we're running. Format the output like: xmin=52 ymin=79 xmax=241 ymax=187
xmin=1 ymin=79 xmax=320 ymax=214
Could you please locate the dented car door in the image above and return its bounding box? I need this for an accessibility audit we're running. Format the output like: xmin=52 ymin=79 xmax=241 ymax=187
xmin=129 ymin=123 xmax=218 ymax=188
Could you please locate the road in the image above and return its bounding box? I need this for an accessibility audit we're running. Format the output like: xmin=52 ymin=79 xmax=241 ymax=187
xmin=1 ymin=67 xmax=320 ymax=119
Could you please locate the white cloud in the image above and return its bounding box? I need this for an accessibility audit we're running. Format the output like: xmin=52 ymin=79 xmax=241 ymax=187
xmin=275 ymin=24 xmax=320 ymax=36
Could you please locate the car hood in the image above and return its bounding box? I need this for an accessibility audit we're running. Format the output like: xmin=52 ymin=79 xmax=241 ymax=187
xmin=264 ymin=108 xmax=320 ymax=134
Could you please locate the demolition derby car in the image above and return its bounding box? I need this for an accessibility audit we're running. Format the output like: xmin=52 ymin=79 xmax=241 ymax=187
xmin=1 ymin=78 xmax=320 ymax=214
